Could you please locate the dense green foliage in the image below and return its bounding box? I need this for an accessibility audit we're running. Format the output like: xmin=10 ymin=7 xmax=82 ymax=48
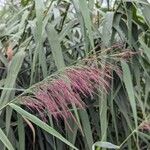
xmin=0 ymin=0 xmax=150 ymax=150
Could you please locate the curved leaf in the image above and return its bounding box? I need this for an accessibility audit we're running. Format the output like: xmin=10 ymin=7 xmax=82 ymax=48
xmin=9 ymin=103 xmax=78 ymax=150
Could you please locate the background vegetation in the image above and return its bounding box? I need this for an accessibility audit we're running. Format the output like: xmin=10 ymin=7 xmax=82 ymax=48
xmin=0 ymin=0 xmax=150 ymax=150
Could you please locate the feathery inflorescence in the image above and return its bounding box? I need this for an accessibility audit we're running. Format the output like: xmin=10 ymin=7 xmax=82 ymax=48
xmin=22 ymin=66 xmax=111 ymax=121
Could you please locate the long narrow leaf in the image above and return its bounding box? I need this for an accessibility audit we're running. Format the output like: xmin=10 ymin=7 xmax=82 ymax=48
xmin=0 ymin=128 xmax=14 ymax=150
xmin=121 ymin=60 xmax=137 ymax=128
xmin=9 ymin=103 xmax=78 ymax=150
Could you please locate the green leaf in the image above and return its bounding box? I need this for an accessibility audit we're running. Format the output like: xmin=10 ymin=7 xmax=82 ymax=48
xmin=9 ymin=103 xmax=78 ymax=150
xmin=30 ymin=0 xmax=47 ymax=84
xmin=0 ymin=49 xmax=25 ymax=107
xmin=78 ymin=0 xmax=94 ymax=48
xmin=102 ymin=12 xmax=114 ymax=47
xmin=140 ymin=0 xmax=150 ymax=27
xmin=139 ymin=38 xmax=150 ymax=61
xmin=0 ymin=128 xmax=14 ymax=150
xmin=92 ymin=142 xmax=120 ymax=150
xmin=46 ymin=23 xmax=65 ymax=70
xmin=99 ymin=92 xmax=108 ymax=142
xmin=21 ymin=0 xmax=32 ymax=6
xmin=17 ymin=114 xmax=25 ymax=150
xmin=121 ymin=60 xmax=137 ymax=128
xmin=79 ymin=110 xmax=94 ymax=150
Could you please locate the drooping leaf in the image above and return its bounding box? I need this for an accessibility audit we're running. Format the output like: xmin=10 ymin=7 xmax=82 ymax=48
xmin=9 ymin=103 xmax=78 ymax=150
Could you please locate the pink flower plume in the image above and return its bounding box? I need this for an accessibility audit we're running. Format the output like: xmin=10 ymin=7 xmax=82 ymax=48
xmin=22 ymin=66 xmax=111 ymax=122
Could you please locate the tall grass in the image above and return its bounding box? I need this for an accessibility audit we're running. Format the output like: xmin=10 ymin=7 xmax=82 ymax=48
xmin=0 ymin=0 xmax=150 ymax=150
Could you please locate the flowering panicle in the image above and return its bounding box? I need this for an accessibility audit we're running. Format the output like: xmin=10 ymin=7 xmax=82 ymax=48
xmin=22 ymin=66 xmax=111 ymax=122
xmin=21 ymin=46 xmax=137 ymax=124
xmin=113 ymin=51 xmax=139 ymax=59
xmin=139 ymin=121 xmax=150 ymax=131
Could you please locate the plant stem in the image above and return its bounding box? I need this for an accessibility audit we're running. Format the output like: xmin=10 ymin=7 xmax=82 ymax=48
xmin=119 ymin=130 xmax=137 ymax=149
